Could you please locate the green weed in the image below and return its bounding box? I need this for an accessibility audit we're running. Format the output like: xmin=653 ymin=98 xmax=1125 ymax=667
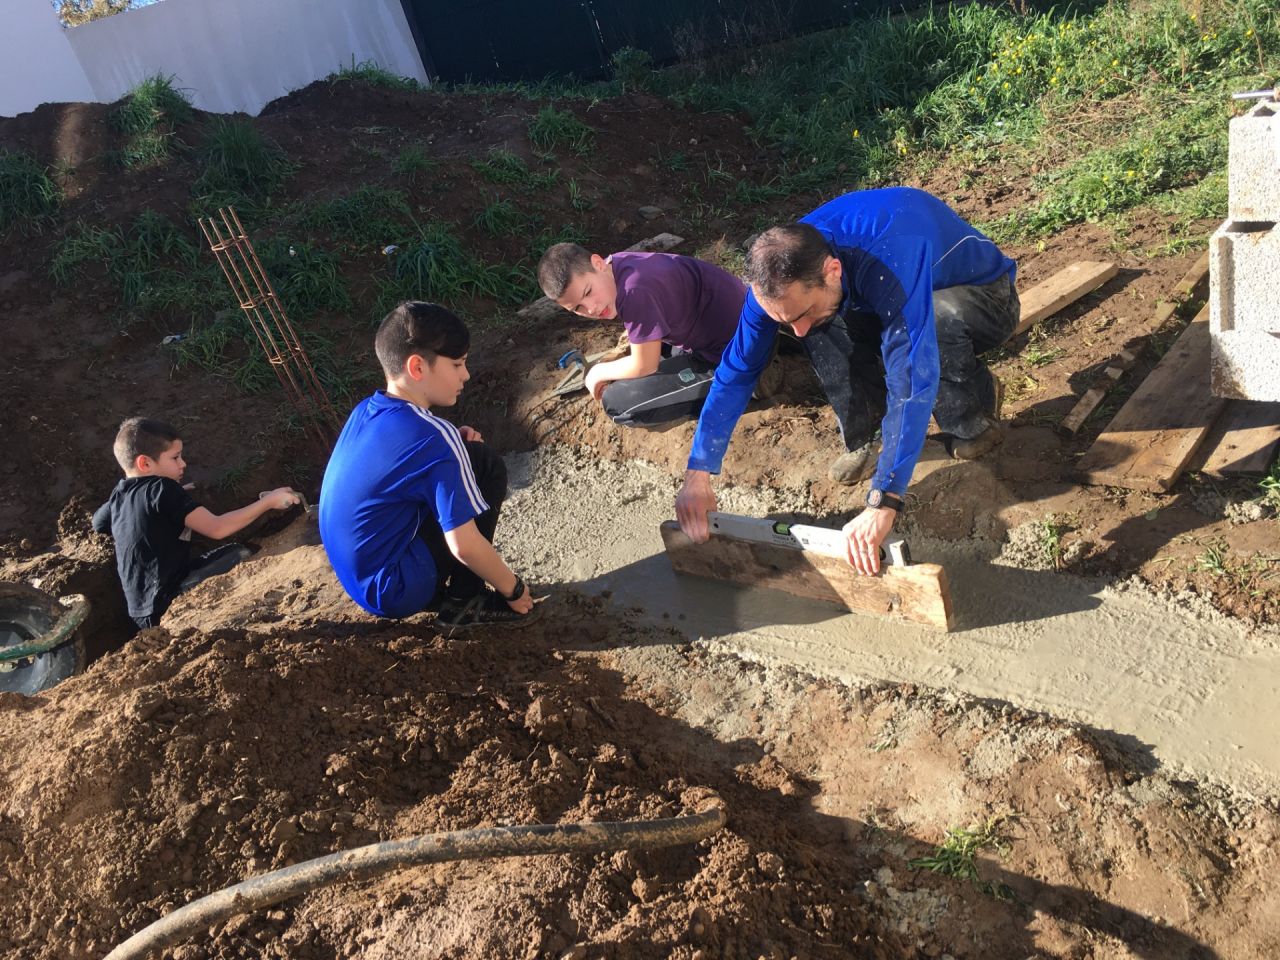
xmin=471 ymin=148 xmax=533 ymax=185
xmin=1023 ymin=343 xmax=1065 ymax=367
xmin=909 ymin=815 xmax=1017 ymax=900
xmin=1259 ymin=459 xmax=1280 ymax=505
xmin=567 ymin=179 xmax=594 ymax=211
xmin=1033 ymin=514 xmax=1072 ymax=568
xmin=611 ymin=47 xmax=654 ymax=93
xmin=193 ymin=117 xmax=295 ymax=206
xmin=327 ymin=58 xmax=423 ymax=92
xmin=298 ymin=186 xmax=412 ymax=248
xmin=257 ymin=239 xmax=351 ymax=314
xmin=1193 ymin=540 xmax=1230 ymax=577
xmin=527 ymin=105 xmax=595 ymax=155
xmin=110 ymin=75 xmax=193 ymax=168
xmin=392 ymin=145 xmax=437 ymax=181
xmin=473 ymin=198 xmax=526 ymax=236
xmin=0 ymin=151 xmax=61 ymax=231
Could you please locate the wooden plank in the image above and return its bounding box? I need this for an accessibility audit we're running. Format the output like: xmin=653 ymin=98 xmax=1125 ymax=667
xmin=1076 ymin=305 xmax=1225 ymax=492
xmin=659 ymin=521 xmax=954 ymax=631
xmin=516 ymin=233 xmax=685 ymax=322
xmin=1013 ymin=261 xmax=1119 ymax=338
xmin=1197 ymin=401 xmax=1280 ymax=478
xmin=1058 ymin=349 xmax=1137 ymax=436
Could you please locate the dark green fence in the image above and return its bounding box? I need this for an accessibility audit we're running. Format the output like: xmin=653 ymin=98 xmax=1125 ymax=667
xmin=401 ymin=0 xmax=897 ymax=83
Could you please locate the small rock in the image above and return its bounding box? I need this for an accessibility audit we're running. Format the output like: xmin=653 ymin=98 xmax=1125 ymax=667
xmin=268 ymin=818 xmax=298 ymax=847
xmin=637 ymin=205 xmax=663 ymax=220
xmin=525 ymin=696 xmax=566 ymax=739
xmin=18 ymin=538 xmax=32 ymax=551
xmin=631 ymin=876 xmax=657 ymax=902
xmin=560 ymin=946 xmax=587 ymax=960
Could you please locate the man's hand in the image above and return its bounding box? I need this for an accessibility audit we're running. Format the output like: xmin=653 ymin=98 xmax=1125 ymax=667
xmin=459 ymin=425 xmax=484 ymax=443
xmin=675 ymin=469 xmax=717 ymax=542
xmin=842 ymin=507 xmax=896 ymax=576
xmin=583 ymin=366 xmax=611 ymax=403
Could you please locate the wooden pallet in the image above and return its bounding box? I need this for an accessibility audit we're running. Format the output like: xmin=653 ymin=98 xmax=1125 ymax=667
xmin=516 ymin=233 xmax=685 ymax=323
xmin=1076 ymin=305 xmax=1224 ymax=492
xmin=1014 ymin=260 xmax=1120 ymax=338
xmin=659 ymin=521 xmax=954 ymax=631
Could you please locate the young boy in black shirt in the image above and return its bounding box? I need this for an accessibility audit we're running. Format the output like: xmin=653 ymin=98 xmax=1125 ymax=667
xmin=92 ymin=417 xmax=299 ymax=632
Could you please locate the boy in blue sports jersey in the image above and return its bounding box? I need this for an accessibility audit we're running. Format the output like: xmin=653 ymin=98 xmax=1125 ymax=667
xmin=676 ymin=187 xmax=1020 ymax=577
xmin=319 ymin=301 xmax=535 ymax=626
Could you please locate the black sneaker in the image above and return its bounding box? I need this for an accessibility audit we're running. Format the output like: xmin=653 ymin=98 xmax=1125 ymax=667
xmin=437 ymin=591 xmax=540 ymax=629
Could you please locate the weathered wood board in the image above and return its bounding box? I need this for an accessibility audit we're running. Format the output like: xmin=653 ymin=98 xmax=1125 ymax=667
xmin=1076 ymin=305 xmax=1224 ymax=492
xmin=1014 ymin=261 xmax=1119 ymax=338
xmin=659 ymin=521 xmax=954 ymax=631
xmin=517 ymin=233 xmax=684 ymax=323
xmin=1196 ymin=400 xmax=1280 ymax=478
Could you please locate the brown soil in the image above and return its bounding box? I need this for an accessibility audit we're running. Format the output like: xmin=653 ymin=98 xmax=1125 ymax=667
xmin=2 ymin=78 xmax=1279 ymax=959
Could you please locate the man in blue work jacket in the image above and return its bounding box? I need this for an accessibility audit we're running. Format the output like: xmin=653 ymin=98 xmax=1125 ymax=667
xmin=675 ymin=187 xmax=1019 ymax=576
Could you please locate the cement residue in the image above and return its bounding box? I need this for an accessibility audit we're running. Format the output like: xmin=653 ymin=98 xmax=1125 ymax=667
xmin=498 ymin=446 xmax=1280 ymax=799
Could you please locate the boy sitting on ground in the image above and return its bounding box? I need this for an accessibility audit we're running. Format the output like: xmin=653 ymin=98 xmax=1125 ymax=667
xmin=318 ymin=300 xmax=536 ymax=627
xmin=538 ymin=243 xmax=778 ymax=427
xmin=93 ymin=417 xmax=300 ymax=633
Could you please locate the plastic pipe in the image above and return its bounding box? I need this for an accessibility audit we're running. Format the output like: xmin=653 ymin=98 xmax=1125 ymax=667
xmin=105 ymin=805 xmax=726 ymax=960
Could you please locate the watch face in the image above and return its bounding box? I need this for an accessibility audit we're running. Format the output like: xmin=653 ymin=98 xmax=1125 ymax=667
xmin=867 ymin=489 xmax=883 ymax=507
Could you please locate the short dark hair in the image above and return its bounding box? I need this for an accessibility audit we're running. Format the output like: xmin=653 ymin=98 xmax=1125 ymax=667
xmin=537 ymin=242 xmax=594 ymax=300
xmin=374 ymin=301 xmax=470 ymax=379
xmin=743 ymin=224 xmax=832 ymax=299
xmin=113 ymin=417 xmax=181 ymax=472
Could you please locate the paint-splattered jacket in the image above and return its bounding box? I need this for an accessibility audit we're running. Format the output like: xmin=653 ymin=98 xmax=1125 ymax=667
xmin=687 ymin=187 xmax=1016 ymax=495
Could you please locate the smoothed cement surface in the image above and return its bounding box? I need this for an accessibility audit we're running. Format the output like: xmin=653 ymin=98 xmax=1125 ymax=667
xmin=498 ymin=448 xmax=1280 ymax=798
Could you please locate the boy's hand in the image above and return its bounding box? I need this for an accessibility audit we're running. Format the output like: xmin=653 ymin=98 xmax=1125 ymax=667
xmin=458 ymin=426 xmax=484 ymax=443
xmin=584 ymin=366 xmax=612 ymax=403
xmin=261 ymin=487 xmax=301 ymax=511
xmin=506 ymin=583 xmax=534 ymax=614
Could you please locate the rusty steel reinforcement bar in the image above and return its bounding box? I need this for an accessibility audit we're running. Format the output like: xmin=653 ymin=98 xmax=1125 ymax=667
xmin=104 ymin=805 xmax=727 ymax=960
xmin=197 ymin=207 xmax=342 ymax=452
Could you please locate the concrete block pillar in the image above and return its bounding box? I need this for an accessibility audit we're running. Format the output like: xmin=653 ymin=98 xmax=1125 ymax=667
xmin=1228 ymin=100 xmax=1280 ymax=222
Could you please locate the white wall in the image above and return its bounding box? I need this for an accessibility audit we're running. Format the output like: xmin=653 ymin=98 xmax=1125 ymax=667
xmin=1 ymin=0 xmax=428 ymax=119
xmin=0 ymin=0 xmax=95 ymax=117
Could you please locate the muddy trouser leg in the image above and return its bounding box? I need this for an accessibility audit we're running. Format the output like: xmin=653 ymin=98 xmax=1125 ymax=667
xmin=932 ymin=274 xmax=1021 ymax=440
xmin=600 ymin=353 xmax=718 ymax=428
xmin=418 ymin=439 xmax=509 ymax=604
xmin=801 ymin=311 xmax=887 ymax=452
xmin=177 ymin=543 xmax=253 ymax=594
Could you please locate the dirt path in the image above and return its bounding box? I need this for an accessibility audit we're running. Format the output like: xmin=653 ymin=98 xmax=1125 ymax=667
xmin=498 ymin=447 xmax=1280 ymax=800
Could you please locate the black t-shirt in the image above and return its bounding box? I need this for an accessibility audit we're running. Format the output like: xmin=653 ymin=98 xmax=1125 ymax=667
xmin=92 ymin=476 xmax=200 ymax=617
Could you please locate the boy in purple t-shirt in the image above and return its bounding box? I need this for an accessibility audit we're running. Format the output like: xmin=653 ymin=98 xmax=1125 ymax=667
xmin=537 ymin=243 xmax=775 ymax=427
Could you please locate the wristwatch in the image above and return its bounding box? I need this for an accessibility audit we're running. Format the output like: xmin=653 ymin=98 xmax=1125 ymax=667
xmin=501 ymin=575 xmax=526 ymax=602
xmin=865 ymin=489 xmax=904 ymax=512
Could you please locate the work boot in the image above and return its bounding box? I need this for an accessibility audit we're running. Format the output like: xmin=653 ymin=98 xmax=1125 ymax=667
xmin=950 ymin=422 xmax=1005 ymax=460
xmin=827 ymin=442 xmax=877 ymax=485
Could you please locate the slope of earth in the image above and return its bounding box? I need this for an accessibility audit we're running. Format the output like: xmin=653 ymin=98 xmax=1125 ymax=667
xmin=0 ymin=518 xmax=1277 ymax=960
xmin=0 ymin=78 xmax=1274 ymax=626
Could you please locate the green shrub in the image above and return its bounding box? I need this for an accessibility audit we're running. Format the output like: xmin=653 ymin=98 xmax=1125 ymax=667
xmin=0 ymin=151 xmax=60 ymax=230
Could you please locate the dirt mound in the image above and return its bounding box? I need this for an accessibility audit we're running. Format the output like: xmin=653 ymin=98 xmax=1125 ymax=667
xmin=0 ymin=589 xmax=906 ymax=960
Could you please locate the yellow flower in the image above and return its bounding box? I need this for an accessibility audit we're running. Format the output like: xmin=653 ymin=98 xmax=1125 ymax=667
xmin=1002 ymin=81 xmax=1011 ymax=89
xmin=1111 ymin=58 xmax=1119 ymax=66
xmin=1246 ymin=28 xmax=1254 ymax=37
xmin=1126 ymin=169 xmax=1135 ymax=177
xmin=852 ymin=129 xmax=860 ymax=139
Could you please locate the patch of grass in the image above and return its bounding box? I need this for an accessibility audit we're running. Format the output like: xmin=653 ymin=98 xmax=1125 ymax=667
xmin=1259 ymin=459 xmax=1280 ymax=506
xmin=473 ymin=198 xmax=526 ymax=236
xmin=527 ymin=105 xmax=595 ymax=155
xmin=327 ymin=58 xmax=423 ymax=91
xmin=1193 ymin=540 xmax=1230 ymax=577
xmin=193 ymin=117 xmax=295 ymax=207
xmin=392 ymin=145 xmax=437 ymax=181
xmin=471 ymin=148 xmax=533 ymax=185
xmin=379 ymin=222 xmax=532 ymax=315
xmin=1023 ymin=343 xmax=1065 ymax=367
xmin=567 ymin=179 xmax=594 ymax=211
xmin=611 ymin=46 xmax=654 ymax=93
xmin=0 ymin=150 xmax=61 ymax=231
xmin=257 ymin=239 xmax=351 ymax=314
xmin=1033 ymin=514 xmax=1072 ymax=568
xmin=908 ymin=815 xmax=1017 ymax=900
xmin=111 ymin=75 xmax=192 ymax=168
xmin=297 ymin=186 xmax=412 ymax=249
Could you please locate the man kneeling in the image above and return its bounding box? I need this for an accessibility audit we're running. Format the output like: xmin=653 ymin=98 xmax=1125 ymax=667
xmin=319 ymin=301 xmax=535 ymax=627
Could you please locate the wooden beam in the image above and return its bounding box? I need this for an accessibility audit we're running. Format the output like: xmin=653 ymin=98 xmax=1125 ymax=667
xmin=1058 ymin=349 xmax=1137 ymax=436
xmin=1076 ymin=305 xmax=1225 ymax=492
xmin=1196 ymin=400 xmax=1280 ymax=478
xmin=659 ymin=521 xmax=954 ymax=631
xmin=1014 ymin=260 xmax=1119 ymax=338
xmin=516 ymin=233 xmax=685 ymax=323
